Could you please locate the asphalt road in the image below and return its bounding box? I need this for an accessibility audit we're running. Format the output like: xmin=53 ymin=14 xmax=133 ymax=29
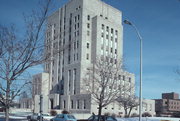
xmin=0 ymin=118 xmax=28 ymax=121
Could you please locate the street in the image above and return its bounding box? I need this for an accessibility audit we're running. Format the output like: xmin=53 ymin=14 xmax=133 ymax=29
xmin=0 ymin=118 xmax=27 ymax=121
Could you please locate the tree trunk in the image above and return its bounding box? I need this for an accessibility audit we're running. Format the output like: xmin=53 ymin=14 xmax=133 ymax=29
xmin=6 ymin=81 xmax=10 ymax=121
xmin=124 ymin=105 xmax=128 ymax=117
xmin=5 ymin=107 xmax=10 ymax=121
xmin=98 ymin=104 xmax=102 ymax=121
xmin=128 ymin=108 xmax=133 ymax=117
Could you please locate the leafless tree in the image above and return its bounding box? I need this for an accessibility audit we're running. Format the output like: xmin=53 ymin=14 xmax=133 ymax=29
xmin=115 ymin=79 xmax=139 ymax=117
xmin=116 ymin=94 xmax=139 ymax=117
xmin=0 ymin=0 xmax=53 ymax=120
xmin=83 ymin=56 xmax=123 ymax=121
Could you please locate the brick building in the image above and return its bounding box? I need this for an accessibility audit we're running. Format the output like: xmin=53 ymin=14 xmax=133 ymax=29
xmin=155 ymin=92 xmax=180 ymax=117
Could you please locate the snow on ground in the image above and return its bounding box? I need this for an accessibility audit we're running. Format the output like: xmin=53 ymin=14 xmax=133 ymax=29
xmin=117 ymin=117 xmax=180 ymax=121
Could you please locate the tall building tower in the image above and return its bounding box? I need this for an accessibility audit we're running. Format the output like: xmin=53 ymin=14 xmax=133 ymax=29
xmin=44 ymin=0 xmax=135 ymax=115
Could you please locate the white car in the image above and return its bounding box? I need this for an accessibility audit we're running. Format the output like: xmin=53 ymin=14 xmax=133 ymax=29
xmin=27 ymin=113 xmax=54 ymax=121
xmin=39 ymin=113 xmax=54 ymax=121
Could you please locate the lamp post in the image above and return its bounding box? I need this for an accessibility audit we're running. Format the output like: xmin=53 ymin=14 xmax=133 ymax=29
xmin=124 ymin=20 xmax=143 ymax=121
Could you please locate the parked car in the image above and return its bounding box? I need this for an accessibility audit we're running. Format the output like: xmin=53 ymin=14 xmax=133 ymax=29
xmin=88 ymin=115 xmax=117 ymax=121
xmin=50 ymin=114 xmax=77 ymax=121
xmin=38 ymin=113 xmax=54 ymax=121
xmin=27 ymin=113 xmax=39 ymax=121
xmin=27 ymin=113 xmax=54 ymax=121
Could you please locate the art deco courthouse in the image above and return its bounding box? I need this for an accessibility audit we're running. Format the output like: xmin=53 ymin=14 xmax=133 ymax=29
xmin=44 ymin=0 xmax=134 ymax=113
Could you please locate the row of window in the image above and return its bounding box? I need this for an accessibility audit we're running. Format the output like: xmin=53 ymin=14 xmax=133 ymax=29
xmin=71 ymin=99 xmax=86 ymax=109
xmin=165 ymin=101 xmax=180 ymax=105
xmin=102 ymin=24 xmax=118 ymax=35
xmin=63 ymin=99 xmax=87 ymax=109
xmin=86 ymin=15 xmax=91 ymax=61
xmin=101 ymin=34 xmax=118 ymax=42
xmin=68 ymin=14 xmax=81 ymax=64
xmin=68 ymin=69 xmax=77 ymax=95
xmin=74 ymin=15 xmax=80 ymax=23
xmin=169 ymin=106 xmax=180 ymax=110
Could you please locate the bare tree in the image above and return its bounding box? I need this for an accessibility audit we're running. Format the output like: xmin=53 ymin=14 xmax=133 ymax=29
xmin=83 ymin=56 xmax=123 ymax=121
xmin=116 ymin=94 xmax=139 ymax=117
xmin=0 ymin=0 xmax=53 ymax=120
xmin=115 ymin=78 xmax=139 ymax=117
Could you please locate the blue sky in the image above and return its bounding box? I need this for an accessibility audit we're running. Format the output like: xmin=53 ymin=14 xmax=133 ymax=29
xmin=0 ymin=0 xmax=180 ymax=99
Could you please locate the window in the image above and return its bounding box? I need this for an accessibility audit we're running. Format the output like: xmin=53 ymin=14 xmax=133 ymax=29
xmin=123 ymin=75 xmax=125 ymax=81
xmin=106 ymin=26 xmax=109 ymax=32
xmin=77 ymin=30 xmax=79 ymax=36
xmin=87 ymin=15 xmax=90 ymax=20
xmin=118 ymin=75 xmax=121 ymax=80
xmin=74 ymin=54 xmax=75 ymax=61
xmin=53 ymin=60 xmax=55 ymax=66
xmin=74 ymin=32 xmax=76 ymax=37
xmin=102 ymin=24 xmax=104 ymax=29
xmin=115 ymin=38 xmax=118 ymax=43
xmin=110 ymin=58 xmax=113 ymax=63
xmin=115 ymin=49 xmax=117 ymax=54
xmin=74 ymin=42 xmax=76 ymax=50
xmin=68 ymin=55 xmax=71 ymax=64
xmin=87 ymin=23 xmax=90 ymax=28
xmin=87 ymin=31 xmax=90 ymax=36
xmin=111 ymin=37 xmax=113 ymax=41
xmin=106 ymin=35 xmax=109 ymax=39
xmin=110 ymin=48 xmax=113 ymax=53
xmin=68 ymin=70 xmax=71 ymax=91
xmin=73 ymin=69 xmax=76 ymax=94
xmin=101 ymin=33 xmax=104 ymax=37
xmin=87 ymin=43 xmax=89 ymax=49
xmin=115 ymin=30 xmax=118 ymax=35
xmin=78 ymin=15 xmax=80 ymax=20
xmin=75 ymin=16 xmax=77 ymax=22
xmin=64 ymin=100 xmax=66 ymax=108
xmin=111 ymin=28 xmax=113 ymax=34
xmin=77 ymin=100 xmax=80 ymax=109
xmin=84 ymin=100 xmax=86 ymax=109
xmin=77 ymin=40 xmax=79 ymax=48
xmin=71 ymin=100 xmax=73 ymax=109
xmin=77 ymin=53 xmax=78 ymax=60
xmin=87 ymin=53 xmax=89 ymax=60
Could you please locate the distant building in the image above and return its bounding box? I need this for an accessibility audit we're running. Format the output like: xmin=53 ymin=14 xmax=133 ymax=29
xmin=32 ymin=73 xmax=50 ymax=113
xmin=19 ymin=98 xmax=32 ymax=109
xmin=155 ymin=92 xmax=180 ymax=117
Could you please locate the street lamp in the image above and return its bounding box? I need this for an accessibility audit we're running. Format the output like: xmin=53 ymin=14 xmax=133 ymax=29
xmin=124 ymin=20 xmax=143 ymax=121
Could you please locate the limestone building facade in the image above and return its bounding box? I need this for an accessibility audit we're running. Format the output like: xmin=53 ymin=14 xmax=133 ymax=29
xmin=33 ymin=0 xmax=144 ymax=117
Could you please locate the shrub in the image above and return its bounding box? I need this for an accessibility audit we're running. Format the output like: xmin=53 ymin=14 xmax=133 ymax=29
xmin=131 ymin=113 xmax=139 ymax=117
xmin=61 ymin=110 xmax=69 ymax=114
xmin=142 ymin=112 xmax=152 ymax=117
xmin=104 ymin=112 xmax=110 ymax=116
xmin=50 ymin=110 xmax=57 ymax=116
xmin=112 ymin=113 xmax=116 ymax=118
